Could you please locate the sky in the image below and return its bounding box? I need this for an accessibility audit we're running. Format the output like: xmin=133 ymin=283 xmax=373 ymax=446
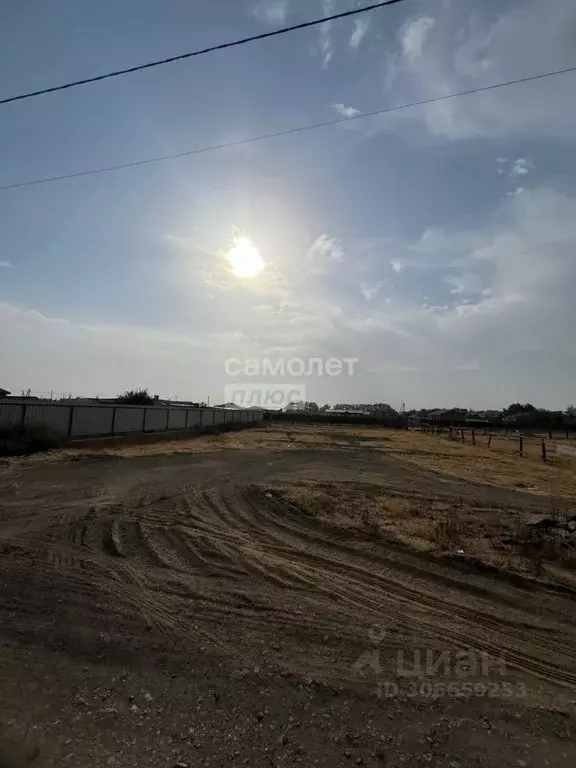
xmin=1 ymin=0 xmax=575 ymax=409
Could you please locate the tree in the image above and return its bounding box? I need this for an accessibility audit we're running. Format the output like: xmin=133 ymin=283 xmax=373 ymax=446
xmin=304 ymin=401 xmax=319 ymax=412
xmin=117 ymin=388 xmax=156 ymax=405
xmin=503 ymin=403 xmax=536 ymax=416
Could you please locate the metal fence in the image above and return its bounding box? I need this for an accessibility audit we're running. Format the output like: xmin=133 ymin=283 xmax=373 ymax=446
xmin=0 ymin=400 xmax=264 ymax=440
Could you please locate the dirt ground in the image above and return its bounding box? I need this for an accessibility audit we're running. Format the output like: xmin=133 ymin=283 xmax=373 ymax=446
xmin=1 ymin=425 xmax=576 ymax=767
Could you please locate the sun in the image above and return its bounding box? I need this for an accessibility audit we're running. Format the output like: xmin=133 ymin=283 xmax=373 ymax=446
xmin=226 ymin=235 xmax=265 ymax=279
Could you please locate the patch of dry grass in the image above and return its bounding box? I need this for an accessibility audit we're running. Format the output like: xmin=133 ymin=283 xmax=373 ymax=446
xmin=276 ymin=480 xmax=576 ymax=586
xmin=333 ymin=427 xmax=576 ymax=499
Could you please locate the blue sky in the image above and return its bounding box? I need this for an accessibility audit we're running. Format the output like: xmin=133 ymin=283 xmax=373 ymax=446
xmin=1 ymin=0 xmax=575 ymax=408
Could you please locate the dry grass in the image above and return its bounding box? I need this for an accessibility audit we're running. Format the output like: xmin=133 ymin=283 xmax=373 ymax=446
xmin=333 ymin=426 xmax=576 ymax=499
xmin=277 ymin=480 xmax=576 ymax=586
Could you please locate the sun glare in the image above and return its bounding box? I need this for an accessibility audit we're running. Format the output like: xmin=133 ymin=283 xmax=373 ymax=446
xmin=226 ymin=235 xmax=265 ymax=279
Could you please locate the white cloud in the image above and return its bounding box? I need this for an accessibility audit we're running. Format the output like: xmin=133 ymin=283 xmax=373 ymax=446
xmin=510 ymin=158 xmax=535 ymax=178
xmin=350 ymin=17 xmax=370 ymax=49
xmin=251 ymin=0 xmax=290 ymax=25
xmin=360 ymin=280 xmax=387 ymax=300
xmin=400 ymin=17 xmax=435 ymax=63
xmin=3 ymin=189 xmax=576 ymax=408
xmin=307 ymin=233 xmax=344 ymax=265
xmin=0 ymin=261 xmax=13 ymax=269
xmin=333 ymin=103 xmax=362 ymax=118
xmin=390 ymin=259 xmax=405 ymax=273
xmin=444 ymin=273 xmax=484 ymax=296
xmin=386 ymin=0 xmax=576 ymax=140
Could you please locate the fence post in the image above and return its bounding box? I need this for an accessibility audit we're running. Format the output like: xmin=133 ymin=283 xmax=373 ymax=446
xmin=111 ymin=407 xmax=117 ymax=435
xmin=67 ymin=405 xmax=75 ymax=437
xmin=461 ymin=429 xmax=465 ymax=443
xmin=488 ymin=433 xmax=492 ymax=447
xmin=20 ymin=403 xmax=27 ymax=429
xmin=199 ymin=408 xmax=203 ymax=426
xmin=519 ymin=436 xmax=523 ymax=457
xmin=185 ymin=409 xmax=190 ymax=429
xmin=472 ymin=429 xmax=476 ymax=446
xmin=142 ymin=408 xmax=147 ymax=432
xmin=165 ymin=408 xmax=170 ymax=431
xmin=548 ymin=426 xmax=552 ymax=440
xmin=541 ymin=439 xmax=547 ymax=462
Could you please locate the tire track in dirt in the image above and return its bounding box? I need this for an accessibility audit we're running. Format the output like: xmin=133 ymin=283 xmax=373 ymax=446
xmin=2 ymin=467 xmax=576 ymax=692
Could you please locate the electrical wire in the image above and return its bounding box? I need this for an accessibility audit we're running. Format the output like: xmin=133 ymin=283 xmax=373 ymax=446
xmin=1 ymin=64 xmax=575 ymax=191
xmin=0 ymin=0 xmax=407 ymax=106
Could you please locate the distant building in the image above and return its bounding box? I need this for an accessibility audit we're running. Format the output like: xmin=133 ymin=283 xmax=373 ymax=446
xmin=428 ymin=409 xmax=467 ymax=422
xmin=0 ymin=387 xmax=10 ymax=398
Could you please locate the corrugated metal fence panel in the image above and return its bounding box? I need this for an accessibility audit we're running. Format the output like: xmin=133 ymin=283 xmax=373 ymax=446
xmin=114 ymin=407 xmax=145 ymax=433
xmin=0 ymin=402 xmax=23 ymax=429
xmin=144 ymin=408 xmax=167 ymax=432
xmin=201 ymin=408 xmax=214 ymax=425
xmin=24 ymin=404 xmax=70 ymax=436
xmin=168 ymin=408 xmax=186 ymax=429
xmin=71 ymin=406 xmax=114 ymax=437
xmin=214 ymin=410 xmax=225 ymax=425
xmin=187 ymin=409 xmax=202 ymax=427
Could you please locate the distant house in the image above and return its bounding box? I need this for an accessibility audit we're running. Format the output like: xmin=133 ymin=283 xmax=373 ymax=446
xmin=0 ymin=387 xmax=10 ymax=398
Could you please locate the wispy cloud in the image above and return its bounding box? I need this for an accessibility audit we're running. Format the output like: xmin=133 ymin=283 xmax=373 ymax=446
xmin=400 ymin=17 xmax=435 ymax=63
xmin=390 ymin=259 xmax=405 ymax=273
xmin=333 ymin=103 xmax=362 ymax=118
xmin=306 ymin=234 xmax=344 ymax=276
xmin=318 ymin=0 xmax=336 ymax=68
xmin=0 ymin=260 xmax=13 ymax=269
xmin=496 ymin=157 xmax=507 ymax=175
xmin=251 ymin=0 xmax=290 ymax=25
xmin=360 ymin=280 xmax=387 ymax=300
xmin=349 ymin=17 xmax=370 ymax=49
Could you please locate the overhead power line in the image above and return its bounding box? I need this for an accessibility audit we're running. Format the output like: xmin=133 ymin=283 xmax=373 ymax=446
xmin=0 ymin=0 xmax=407 ymax=106
xmin=1 ymin=64 xmax=575 ymax=191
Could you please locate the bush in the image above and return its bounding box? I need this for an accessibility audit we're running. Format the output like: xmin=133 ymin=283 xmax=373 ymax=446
xmin=116 ymin=388 xmax=156 ymax=405
xmin=0 ymin=426 xmax=57 ymax=457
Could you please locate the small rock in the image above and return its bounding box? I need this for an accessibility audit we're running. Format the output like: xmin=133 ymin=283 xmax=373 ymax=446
xmin=344 ymin=749 xmax=352 ymax=758
xmin=144 ymin=692 xmax=153 ymax=702
xmin=174 ymin=763 xmax=189 ymax=768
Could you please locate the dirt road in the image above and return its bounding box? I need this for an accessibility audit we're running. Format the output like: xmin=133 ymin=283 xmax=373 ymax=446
xmin=1 ymin=435 xmax=576 ymax=766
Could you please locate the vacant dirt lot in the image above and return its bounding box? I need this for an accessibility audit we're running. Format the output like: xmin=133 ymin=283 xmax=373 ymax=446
xmin=1 ymin=425 xmax=576 ymax=767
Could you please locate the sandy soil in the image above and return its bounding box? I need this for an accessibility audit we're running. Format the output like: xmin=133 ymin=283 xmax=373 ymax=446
xmin=1 ymin=427 xmax=576 ymax=767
